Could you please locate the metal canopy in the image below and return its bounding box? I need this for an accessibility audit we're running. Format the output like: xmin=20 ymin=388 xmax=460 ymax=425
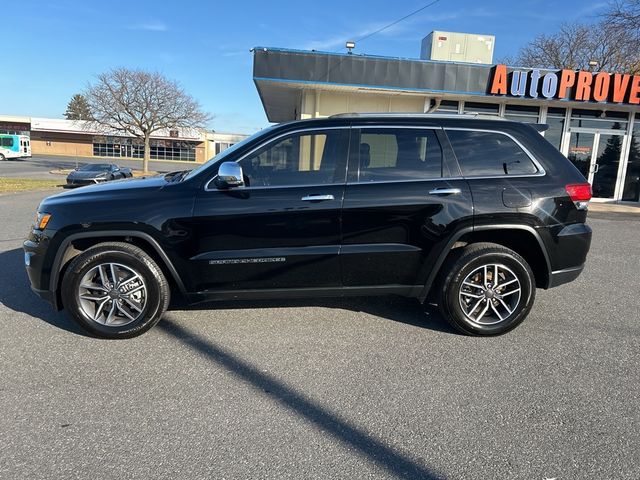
xmin=253 ymin=47 xmax=499 ymax=122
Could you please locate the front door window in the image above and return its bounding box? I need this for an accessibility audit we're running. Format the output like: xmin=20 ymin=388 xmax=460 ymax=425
xmin=239 ymin=131 xmax=346 ymax=187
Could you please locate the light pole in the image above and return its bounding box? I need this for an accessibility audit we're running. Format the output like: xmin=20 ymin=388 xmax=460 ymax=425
xmin=346 ymin=41 xmax=356 ymax=54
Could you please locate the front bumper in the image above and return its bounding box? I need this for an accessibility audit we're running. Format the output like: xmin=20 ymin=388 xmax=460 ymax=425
xmin=24 ymin=233 xmax=60 ymax=310
xmin=65 ymin=178 xmax=107 ymax=188
xmin=29 ymin=285 xmax=58 ymax=308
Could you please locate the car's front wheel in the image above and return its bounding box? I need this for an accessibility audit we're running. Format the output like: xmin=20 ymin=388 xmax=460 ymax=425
xmin=0 ymin=154 xmax=6 ymax=161
xmin=437 ymin=242 xmax=536 ymax=336
xmin=61 ymin=242 xmax=170 ymax=339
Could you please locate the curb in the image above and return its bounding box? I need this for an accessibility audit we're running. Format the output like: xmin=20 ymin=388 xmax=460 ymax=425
xmin=589 ymin=203 xmax=640 ymax=214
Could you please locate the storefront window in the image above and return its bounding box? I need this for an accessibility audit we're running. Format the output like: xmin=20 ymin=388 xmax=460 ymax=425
xmin=435 ymin=100 xmax=459 ymax=113
xmin=544 ymin=107 xmax=566 ymax=151
xmin=622 ymin=123 xmax=640 ymax=202
xmin=503 ymin=105 xmax=539 ymax=124
xmin=215 ymin=142 xmax=231 ymax=155
xmin=570 ymin=109 xmax=628 ymax=130
xmin=92 ymin=136 xmax=196 ymax=161
xmin=463 ymin=102 xmax=500 ymax=116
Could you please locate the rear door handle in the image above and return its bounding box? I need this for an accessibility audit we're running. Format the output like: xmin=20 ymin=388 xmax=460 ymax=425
xmin=301 ymin=194 xmax=335 ymax=201
xmin=428 ymin=188 xmax=462 ymax=196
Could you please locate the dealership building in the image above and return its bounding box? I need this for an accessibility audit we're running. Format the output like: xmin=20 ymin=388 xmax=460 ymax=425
xmin=0 ymin=115 xmax=247 ymax=163
xmin=252 ymin=33 xmax=640 ymax=203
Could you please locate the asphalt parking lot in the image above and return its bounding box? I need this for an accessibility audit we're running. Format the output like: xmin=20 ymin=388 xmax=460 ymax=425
xmin=0 ymin=189 xmax=638 ymax=479
xmin=1 ymin=154 xmax=197 ymax=180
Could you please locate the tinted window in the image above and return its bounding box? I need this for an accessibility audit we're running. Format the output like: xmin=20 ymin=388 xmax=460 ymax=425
xmin=1 ymin=137 xmax=14 ymax=147
xmin=357 ymin=129 xmax=442 ymax=182
xmin=446 ymin=130 xmax=538 ymax=176
xmin=239 ymin=130 xmax=348 ymax=187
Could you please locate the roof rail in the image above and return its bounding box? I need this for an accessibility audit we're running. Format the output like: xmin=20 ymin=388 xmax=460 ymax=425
xmin=328 ymin=112 xmax=508 ymax=121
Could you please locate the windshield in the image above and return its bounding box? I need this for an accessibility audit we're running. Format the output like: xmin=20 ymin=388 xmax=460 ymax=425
xmin=183 ymin=126 xmax=276 ymax=181
xmin=79 ymin=164 xmax=111 ymax=171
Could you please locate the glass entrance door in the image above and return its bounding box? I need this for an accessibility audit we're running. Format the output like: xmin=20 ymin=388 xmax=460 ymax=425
xmin=567 ymin=130 xmax=625 ymax=199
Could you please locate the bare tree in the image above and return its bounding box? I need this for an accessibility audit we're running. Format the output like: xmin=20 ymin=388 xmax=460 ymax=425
xmin=605 ymin=0 xmax=640 ymax=39
xmin=505 ymin=21 xmax=640 ymax=74
xmin=85 ymin=68 xmax=211 ymax=172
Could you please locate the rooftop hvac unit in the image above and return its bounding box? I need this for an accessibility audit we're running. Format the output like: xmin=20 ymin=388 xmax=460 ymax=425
xmin=421 ymin=31 xmax=495 ymax=64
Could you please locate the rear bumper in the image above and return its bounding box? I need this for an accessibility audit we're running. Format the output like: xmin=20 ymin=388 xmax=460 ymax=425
xmin=545 ymin=222 xmax=592 ymax=288
xmin=548 ymin=264 xmax=585 ymax=288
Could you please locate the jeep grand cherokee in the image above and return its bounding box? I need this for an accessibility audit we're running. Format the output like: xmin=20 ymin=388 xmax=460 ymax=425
xmin=24 ymin=114 xmax=592 ymax=338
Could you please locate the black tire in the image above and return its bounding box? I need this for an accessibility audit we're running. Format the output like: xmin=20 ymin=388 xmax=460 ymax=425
xmin=437 ymin=242 xmax=536 ymax=336
xmin=0 ymin=154 xmax=6 ymax=161
xmin=61 ymin=242 xmax=170 ymax=339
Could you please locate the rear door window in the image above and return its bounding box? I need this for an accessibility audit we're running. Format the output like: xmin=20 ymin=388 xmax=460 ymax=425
xmin=446 ymin=129 xmax=538 ymax=176
xmin=356 ymin=128 xmax=443 ymax=182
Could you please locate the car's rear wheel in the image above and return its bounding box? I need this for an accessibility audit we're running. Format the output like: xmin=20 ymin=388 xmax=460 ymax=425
xmin=0 ymin=154 xmax=6 ymax=161
xmin=437 ymin=242 xmax=535 ymax=336
xmin=61 ymin=242 xmax=170 ymax=339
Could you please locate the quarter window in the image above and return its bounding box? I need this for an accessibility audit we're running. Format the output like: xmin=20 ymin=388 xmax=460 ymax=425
xmin=239 ymin=130 xmax=348 ymax=187
xmin=446 ymin=130 xmax=538 ymax=176
xmin=1 ymin=137 xmax=14 ymax=147
xmin=357 ymin=129 xmax=443 ymax=182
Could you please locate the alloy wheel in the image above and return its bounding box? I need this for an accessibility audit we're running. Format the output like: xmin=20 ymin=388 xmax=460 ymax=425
xmin=77 ymin=262 xmax=147 ymax=326
xmin=458 ymin=263 xmax=522 ymax=326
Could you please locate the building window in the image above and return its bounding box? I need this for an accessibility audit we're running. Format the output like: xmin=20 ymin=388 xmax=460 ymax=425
xmin=622 ymin=122 xmax=640 ymax=202
xmin=503 ymin=105 xmax=540 ymax=124
xmin=435 ymin=100 xmax=459 ymax=113
xmin=570 ymin=109 xmax=629 ymax=130
xmin=215 ymin=142 xmax=231 ymax=155
xmin=150 ymin=140 xmax=196 ymax=161
xmin=446 ymin=129 xmax=538 ymax=176
xmin=92 ymin=136 xmax=196 ymax=161
xmin=544 ymin=107 xmax=566 ymax=151
xmin=463 ymin=102 xmax=500 ymax=116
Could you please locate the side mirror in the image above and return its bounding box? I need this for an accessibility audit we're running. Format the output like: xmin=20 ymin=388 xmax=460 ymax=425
xmin=215 ymin=162 xmax=244 ymax=189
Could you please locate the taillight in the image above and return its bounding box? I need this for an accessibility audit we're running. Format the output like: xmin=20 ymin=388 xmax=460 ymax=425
xmin=565 ymin=183 xmax=592 ymax=210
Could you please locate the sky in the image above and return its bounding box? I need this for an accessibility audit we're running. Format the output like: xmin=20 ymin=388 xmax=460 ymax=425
xmin=2 ymin=0 xmax=609 ymax=133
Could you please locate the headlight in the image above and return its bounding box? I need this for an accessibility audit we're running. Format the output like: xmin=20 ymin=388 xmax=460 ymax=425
xmin=35 ymin=212 xmax=52 ymax=230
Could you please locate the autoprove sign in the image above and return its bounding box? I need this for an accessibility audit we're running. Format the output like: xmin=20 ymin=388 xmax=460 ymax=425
xmin=489 ymin=64 xmax=640 ymax=104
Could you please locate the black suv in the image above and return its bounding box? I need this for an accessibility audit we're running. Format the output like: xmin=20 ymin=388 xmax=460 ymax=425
xmin=24 ymin=114 xmax=592 ymax=338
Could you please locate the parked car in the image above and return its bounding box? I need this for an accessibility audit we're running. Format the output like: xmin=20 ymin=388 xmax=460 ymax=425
xmin=24 ymin=114 xmax=592 ymax=339
xmin=65 ymin=163 xmax=132 ymax=187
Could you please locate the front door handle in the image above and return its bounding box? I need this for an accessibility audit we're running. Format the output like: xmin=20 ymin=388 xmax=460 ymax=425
xmin=428 ymin=188 xmax=462 ymax=196
xmin=301 ymin=194 xmax=335 ymax=201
